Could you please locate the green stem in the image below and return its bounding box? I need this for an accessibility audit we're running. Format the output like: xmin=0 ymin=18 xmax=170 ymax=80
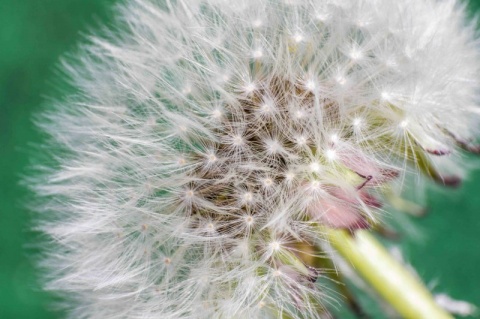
xmin=324 ymin=228 xmax=452 ymax=319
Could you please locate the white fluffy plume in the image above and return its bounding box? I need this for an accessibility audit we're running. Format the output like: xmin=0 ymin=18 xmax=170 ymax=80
xmin=32 ymin=0 xmax=480 ymax=318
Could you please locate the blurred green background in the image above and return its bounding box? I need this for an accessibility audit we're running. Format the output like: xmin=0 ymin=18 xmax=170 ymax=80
xmin=1 ymin=0 xmax=479 ymax=318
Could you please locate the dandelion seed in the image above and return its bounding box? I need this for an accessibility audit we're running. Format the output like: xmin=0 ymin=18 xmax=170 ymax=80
xmin=308 ymin=180 xmax=322 ymax=193
xmin=260 ymin=102 xmax=273 ymax=113
xmin=294 ymin=109 xmax=305 ymax=119
xmin=305 ymin=80 xmax=316 ymax=91
xmin=349 ymin=48 xmax=363 ymax=61
xmin=293 ymin=33 xmax=304 ymax=43
xmin=232 ymin=135 xmax=244 ymax=146
xmin=353 ymin=118 xmax=362 ymax=127
xmin=326 ymin=149 xmax=337 ymax=161
xmin=244 ymin=82 xmax=256 ymax=94
xmin=245 ymin=215 xmax=254 ymax=226
xmin=296 ymin=135 xmax=307 ymax=146
xmin=243 ymin=192 xmax=253 ymax=203
xmin=270 ymin=241 xmax=281 ymax=252
xmin=211 ymin=109 xmax=223 ymax=119
xmin=252 ymin=49 xmax=263 ymax=59
xmin=252 ymin=19 xmax=263 ymax=28
xmin=263 ymin=178 xmax=274 ymax=188
xmin=207 ymin=153 xmax=217 ymax=162
xmin=381 ymin=91 xmax=391 ymax=101
xmin=330 ymin=134 xmax=339 ymax=144
xmin=285 ymin=171 xmax=296 ymax=182
xmin=310 ymin=161 xmax=321 ymax=173
xmin=335 ymin=75 xmax=347 ymax=86
xmin=399 ymin=119 xmax=409 ymax=129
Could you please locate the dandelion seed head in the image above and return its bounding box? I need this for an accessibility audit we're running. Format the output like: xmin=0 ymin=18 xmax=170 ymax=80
xmin=31 ymin=0 xmax=480 ymax=318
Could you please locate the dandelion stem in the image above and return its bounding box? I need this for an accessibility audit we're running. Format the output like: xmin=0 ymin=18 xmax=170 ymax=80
xmin=324 ymin=228 xmax=452 ymax=319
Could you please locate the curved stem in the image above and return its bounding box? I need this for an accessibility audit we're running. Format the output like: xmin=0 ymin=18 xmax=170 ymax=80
xmin=324 ymin=228 xmax=452 ymax=319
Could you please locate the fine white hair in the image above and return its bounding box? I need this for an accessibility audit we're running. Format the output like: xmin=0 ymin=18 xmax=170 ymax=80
xmin=31 ymin=0 xmax=480 ymax=318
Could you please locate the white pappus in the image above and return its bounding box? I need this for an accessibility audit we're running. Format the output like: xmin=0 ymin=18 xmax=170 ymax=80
xmin=31 ymin=0 xmax=480 ymax=318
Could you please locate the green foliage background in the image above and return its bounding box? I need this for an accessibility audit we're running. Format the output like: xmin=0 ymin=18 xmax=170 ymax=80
xmin=1 ymin=1 xmax=479 ymax=318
